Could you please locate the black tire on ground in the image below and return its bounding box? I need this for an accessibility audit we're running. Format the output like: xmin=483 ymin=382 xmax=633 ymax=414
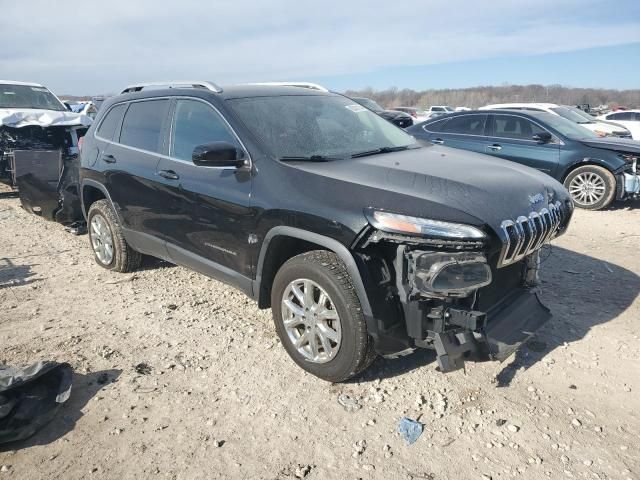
xmin=563 ymin=165 xmax=616 ymax=210
xmin=87 ymin=199 xmax=142 ymax=272
xmin=271 ymin=250 xmax=376 ymax=382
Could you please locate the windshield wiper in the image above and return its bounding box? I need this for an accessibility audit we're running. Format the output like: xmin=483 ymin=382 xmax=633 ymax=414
xmin=350 ymin=145 xmax=415 ymax=158
xmin=279 ymin=155 xmax=340 ymax=162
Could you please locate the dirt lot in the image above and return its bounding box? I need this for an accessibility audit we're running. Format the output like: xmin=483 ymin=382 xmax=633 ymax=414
xmin=0 ymin=192 xmax=639 ymax=480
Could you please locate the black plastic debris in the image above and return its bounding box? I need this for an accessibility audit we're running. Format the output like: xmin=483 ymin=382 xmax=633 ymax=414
xmin=0 ymin=361 xmax=73 ymax=444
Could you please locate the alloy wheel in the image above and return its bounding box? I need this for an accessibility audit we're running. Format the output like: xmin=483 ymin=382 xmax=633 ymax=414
xmin=90 ymin=214 xmax=114 ymax=265
xmin=281 ymin=279 xmax=342 ymax=363
xmin=568 ymin=172 xmax=606 ymax=206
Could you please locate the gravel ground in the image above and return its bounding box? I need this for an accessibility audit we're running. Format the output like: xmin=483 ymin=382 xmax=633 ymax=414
xmin=0 ymin=192 xmax=639 ymax=480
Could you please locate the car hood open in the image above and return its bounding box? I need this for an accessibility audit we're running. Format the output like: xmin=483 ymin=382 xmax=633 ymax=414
xmin=0 ymin=108 xmax=92 ymax=128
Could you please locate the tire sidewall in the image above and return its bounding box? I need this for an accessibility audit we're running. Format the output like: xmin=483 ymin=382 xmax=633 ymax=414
xmin=271 ymin=258 xmax=365 ymax=381
xmin=564 ymin=165 xmax=615 ymax=210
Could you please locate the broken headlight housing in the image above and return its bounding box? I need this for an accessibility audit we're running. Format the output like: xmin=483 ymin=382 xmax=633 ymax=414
xmin=366 ymin=209 xmax=486 ymax=240
xmin=410 ymin=252 xmax=492 ymax=297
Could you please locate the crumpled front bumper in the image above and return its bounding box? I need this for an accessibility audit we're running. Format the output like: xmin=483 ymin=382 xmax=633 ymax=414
xmin=431 ymin=288 xmax=551 ymax=372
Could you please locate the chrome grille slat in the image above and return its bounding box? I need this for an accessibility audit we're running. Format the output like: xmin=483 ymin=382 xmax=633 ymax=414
xmin=498 ymin=201 xmax=564 ymax=268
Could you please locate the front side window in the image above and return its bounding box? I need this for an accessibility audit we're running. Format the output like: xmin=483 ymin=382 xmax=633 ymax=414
xmin=0 ymin=84 xmax=66 ymax=111
xmin=228 ymin=95 xmax=417 ymax=159
xmin=423 ymin=118 xmax=449 ymax=132
xmin=440 ymin=114 xmax=487 ymax=135
xmin=608 ymin=112 xmax=633 ymax=121
xmin=119 ymin=100 xmax=170 ymax=153
xmin=96 ymin=104 xmax=126 ymax=141
xmin=493 ymin=115 xmax=546 ymax=140
xmin=170 ymin=99 xmax=239 ymax=161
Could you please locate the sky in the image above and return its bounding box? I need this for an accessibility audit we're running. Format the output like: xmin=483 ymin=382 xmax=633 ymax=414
xmin=1 ymin=0 xmax=639 ymax=95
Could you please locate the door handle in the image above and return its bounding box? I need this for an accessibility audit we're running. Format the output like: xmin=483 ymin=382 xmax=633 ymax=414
xmin=158 ymin=169 xmax=180 ymax=180
xmin=487 ymin=144 xmax=502 ymax=151
xmin=101 ymin=154 xmax=116 ymax=163
xmin=432 ymin=138 xmax=444 ymax=145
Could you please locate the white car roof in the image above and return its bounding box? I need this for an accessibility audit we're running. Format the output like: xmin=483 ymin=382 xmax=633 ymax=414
xmin=0 ymin=80 xmax=45 ymax=87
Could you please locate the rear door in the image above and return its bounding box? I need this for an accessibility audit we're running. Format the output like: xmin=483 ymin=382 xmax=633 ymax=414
xmin=484 ymin=114 xmax=560 ymax=175
xmin=101 ymin=99 xmax=172 ymax=252
xmin=155 ymin=98 xmax=253 ymax=279
xmin=427 ymin=113 xmax=490 ymax=154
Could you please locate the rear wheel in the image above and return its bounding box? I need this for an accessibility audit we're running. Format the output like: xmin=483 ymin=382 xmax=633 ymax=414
xmin=564 ymin=165 xmax=616 ymax=210
xmin=88 ymin=199 xmax=142 ymax=272
xmin=271 ymin=250 xmax=376 ymax=382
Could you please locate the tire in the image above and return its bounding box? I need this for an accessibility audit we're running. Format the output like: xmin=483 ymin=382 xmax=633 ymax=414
xmin=87 ymin=199 xmax=142 ymax=272
xmin=271 ymin=250 xmax=376 ymax=382
xmin=563 ymin=165 xmax=616 ymax=210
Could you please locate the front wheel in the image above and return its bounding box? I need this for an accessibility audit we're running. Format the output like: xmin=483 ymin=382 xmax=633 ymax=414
xmin=271 ymin=250 xmax=376 ymax=382
xmin=564 ymin=165 xmax=616 ymax=210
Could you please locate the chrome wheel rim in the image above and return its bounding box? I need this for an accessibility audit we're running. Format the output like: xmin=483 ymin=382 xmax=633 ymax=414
xmin=569 ymin=172 xmax=606 ymax=206
xmin=90 ymin=214 xmax=114 ymax=265
xmin=281 ymin=279 xmax=342 ymax=364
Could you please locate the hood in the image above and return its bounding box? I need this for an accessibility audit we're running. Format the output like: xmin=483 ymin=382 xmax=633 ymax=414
xmin=0 ymin=108 xmax=92 ymax=128
xmin=580 ymin=121 xmax=630 ymax=135
xmin=578 ymin=136 xmax=640 ymax=154
xmin=287 ymin=145 xmax=571 ymax=239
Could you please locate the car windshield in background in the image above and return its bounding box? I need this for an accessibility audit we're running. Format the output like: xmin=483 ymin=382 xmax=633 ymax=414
xmin=229 ymin=95 xmax=418 ymax=160
xmin=566 ymin=106 xmax=597 ymax=122
xmin=550 ymin=106 xmax=593 ymax=124
xmin=535 ymin=112 xmax=599 ymax=139
xmin=0 ymin=84 xmax=66 ymax=111
xmin=351 ymin=97 xmax=384 ymax=113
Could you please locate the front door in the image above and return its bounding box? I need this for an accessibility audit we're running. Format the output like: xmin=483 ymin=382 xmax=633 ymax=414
xmin=484 ymin=114 xmax=560 ymax=176
xmin=428 ymin=113 xmax=490 ymax=154
xmin=155 ymin=98 xmax=253 ymax=279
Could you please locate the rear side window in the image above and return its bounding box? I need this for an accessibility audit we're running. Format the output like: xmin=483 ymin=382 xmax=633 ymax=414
xmin=96 ymin=104 xmax=126 ymax=141
xmin=170 ymin=99 xmax=240 ymax=161
xmin=423 ymin=118 xmax=449 ymax=132
xmin=440 ymin=114 xmax=487 ymax=135
xmin=119 ymin=100 xmax=170 ymax=153
xmin=493 ymin=115 xmax=546 ymax=140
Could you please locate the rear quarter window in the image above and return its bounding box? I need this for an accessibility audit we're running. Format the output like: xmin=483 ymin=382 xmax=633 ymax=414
xmin=95 ymin=104 xmax=126 ymax=141
xmin=119 ymin=100 xmax=170 ymax=153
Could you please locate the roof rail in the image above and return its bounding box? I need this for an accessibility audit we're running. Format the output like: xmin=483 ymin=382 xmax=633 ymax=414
xmin=245 ymin=82 xmax=329 ymax=92
xmin=120 ymin=81 xmax=223 ymax=94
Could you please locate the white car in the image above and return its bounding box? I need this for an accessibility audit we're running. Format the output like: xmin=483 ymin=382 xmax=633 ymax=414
xmin=480 ymin=102 xmax=632 ymax=138
xmin=423 ymin=105 xmax=455 ymax=119
xmin=597 ymin=110 xmax=640 ymax=140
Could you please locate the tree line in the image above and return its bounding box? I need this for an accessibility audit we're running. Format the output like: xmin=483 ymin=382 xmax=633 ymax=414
xmin=343 ymin=84 xmax=640 ymax=110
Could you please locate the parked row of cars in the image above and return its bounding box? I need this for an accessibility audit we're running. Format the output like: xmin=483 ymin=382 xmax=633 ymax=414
xmin=0 ymin=78 xmax=636 ymax=383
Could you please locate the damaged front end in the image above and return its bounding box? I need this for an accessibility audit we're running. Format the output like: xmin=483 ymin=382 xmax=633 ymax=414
xmin=0 ymin=123 xmax=87 ymax=226
xmin=354 ymin=203 xmax=571 ymax=372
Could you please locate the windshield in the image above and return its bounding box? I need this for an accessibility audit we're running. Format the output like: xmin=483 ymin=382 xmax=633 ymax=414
xmin=550 ymin=106 xmax=593 ymax=124
xmin=0 ymin=84 xmax=66 ymax=111
xmin=566 ymin=106 xmax=597 ymax=121
xmin=443 ymin=106 xmax=454 ymax=112
xmin=352 ymin=97 xmax=384 ymax=113
xmin=535 ymin=112 xmax=599 ymax=139
xmin=229 ymin=95 xmax=418 ymax=159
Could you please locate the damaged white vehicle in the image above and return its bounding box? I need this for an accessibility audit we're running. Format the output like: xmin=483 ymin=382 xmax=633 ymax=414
xmin=0 ymin=80 xmax=92 ymax=225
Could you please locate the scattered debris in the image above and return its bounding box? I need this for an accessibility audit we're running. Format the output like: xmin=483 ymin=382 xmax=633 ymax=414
xmin=294 ymin=464 xmax=311 ymax=478
xmin=398 ymin=417 xmax=424 ymax=445
xmin=507 ymin=424 xmax=520 ymax=433
xmin=337 ymin=393 xmax=361 ymax=412
xmin=0 ymin=361 xmax=73 ymax=444
xmin=495 ymin=419 xmax=507 ymax=427
xmin=134 ymin=363 xmax=152 ymax=375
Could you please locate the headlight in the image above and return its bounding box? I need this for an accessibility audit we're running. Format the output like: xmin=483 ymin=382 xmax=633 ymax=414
xmin=411 ymin=252 xmax=492 ymax=297
xmin=366 ymin=209 xmax=486 ymax=240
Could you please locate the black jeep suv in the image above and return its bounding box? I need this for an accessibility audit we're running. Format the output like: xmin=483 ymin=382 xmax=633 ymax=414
xmin=79 ymin=81 xmax=573 ymax=382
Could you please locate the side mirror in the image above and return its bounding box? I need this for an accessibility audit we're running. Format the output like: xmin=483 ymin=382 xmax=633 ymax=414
xmin=192 ymin=142 xmax=245 ymax=167
xmin=532 ymin=132 xmax=552 ymax=143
